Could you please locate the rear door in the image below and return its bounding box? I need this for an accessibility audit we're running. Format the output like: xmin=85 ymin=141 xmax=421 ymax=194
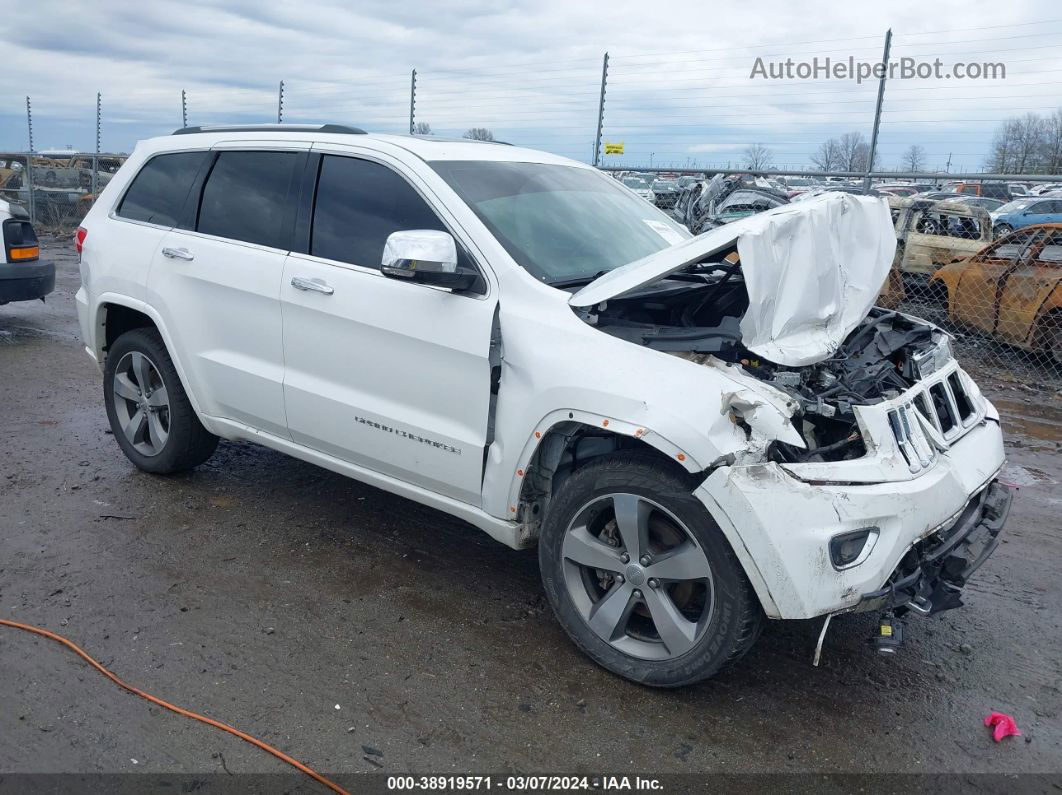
xmin=953 ymin=228 xmax=1043 ymax=333
xmin=1016 ymin=200 xmax=1056 ymax=229
xmin=280 ymin=149 xmax=497 ymax=505
xmin=106 ymin=151 xmax=209 ymax=303
xmin=147 ymin=145 xmax=306 ymax=437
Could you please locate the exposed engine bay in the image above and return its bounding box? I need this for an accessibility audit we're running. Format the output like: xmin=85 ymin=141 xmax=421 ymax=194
xmin=574 ymin=247 xmax=941 ymax=465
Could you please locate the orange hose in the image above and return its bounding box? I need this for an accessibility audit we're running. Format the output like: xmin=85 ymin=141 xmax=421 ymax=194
xmin=0 ymin=618 xmax=350 ymax=795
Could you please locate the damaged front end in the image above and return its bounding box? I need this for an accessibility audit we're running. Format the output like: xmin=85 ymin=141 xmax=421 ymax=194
xmin=573 ymin=246 xmax=946 ymax=467
xmin=567 ymin=194 xmax=1010 ymax=644
xmin=860 ymin=479 xmax=1013 ymax=617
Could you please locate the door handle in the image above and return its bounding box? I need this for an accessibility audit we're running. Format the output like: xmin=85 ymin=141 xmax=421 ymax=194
xmin=291 ymin=276 xmax=334 ymax=295
xmin=161 ymin=247 xmax=194 ymax=261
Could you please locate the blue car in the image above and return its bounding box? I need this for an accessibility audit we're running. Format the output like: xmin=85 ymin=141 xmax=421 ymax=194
xmin=990 ymin=197 xmax=1062 ymax=238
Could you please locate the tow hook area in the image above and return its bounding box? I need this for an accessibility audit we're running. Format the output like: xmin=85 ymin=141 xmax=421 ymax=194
xmin=859 ymin=480 xmax=1014 ymax=618
xmin=870 ymin=612 xmax=904 ymax=654
xmin=814 ymin=479 xmax=1014 ymax=666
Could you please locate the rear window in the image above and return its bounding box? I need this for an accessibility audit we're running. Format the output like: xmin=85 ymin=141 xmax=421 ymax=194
xmin=197 ymin=151 xmax=298 ymax=249
xmin=117 ymin=152 xmax=208 ymax=227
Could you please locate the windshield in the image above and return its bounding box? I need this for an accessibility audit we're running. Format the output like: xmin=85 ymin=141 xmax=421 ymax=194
xmin=430 ymin=161 xmax=691 ymax=284
xmin=996 ymin=198 xmax=1036 ymax=213
xmin=652 ymin=180 xmax=676 ymax=190
xmin=622 ymin=177 xmax=649 ymax=189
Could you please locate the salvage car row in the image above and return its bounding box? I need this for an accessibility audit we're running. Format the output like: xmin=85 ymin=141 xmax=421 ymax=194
xmin=610 ymin=171 xmax=1061 ymax=363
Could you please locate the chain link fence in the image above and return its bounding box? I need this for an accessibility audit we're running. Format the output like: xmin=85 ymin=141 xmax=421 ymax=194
xmin=6 ymin=22 xmax=1061 ymax=389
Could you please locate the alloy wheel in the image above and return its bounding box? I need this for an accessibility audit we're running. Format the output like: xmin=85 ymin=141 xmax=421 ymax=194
xmin=561 ymin=493 xmax=715 ymax=661
xmin=111 ymin=351 xmax=170 ymax=456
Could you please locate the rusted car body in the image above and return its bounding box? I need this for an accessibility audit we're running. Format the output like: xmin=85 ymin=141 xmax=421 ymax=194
xmin=891 ymin=197 xmax=993 ymax=277
xmin=930 ymin=223 xmax=1062 ymax=360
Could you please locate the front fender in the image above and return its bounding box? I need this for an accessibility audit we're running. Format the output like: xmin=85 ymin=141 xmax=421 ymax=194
xmin=495 ymin=409 xmax=702 ymax=521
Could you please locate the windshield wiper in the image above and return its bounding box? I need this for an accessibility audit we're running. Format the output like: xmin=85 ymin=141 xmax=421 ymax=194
xmin=548 ymin=270 xmax=610 ymax=289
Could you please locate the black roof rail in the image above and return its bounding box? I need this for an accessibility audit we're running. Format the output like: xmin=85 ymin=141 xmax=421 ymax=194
xmin=172 ymin=123 xmax=367 ymax=135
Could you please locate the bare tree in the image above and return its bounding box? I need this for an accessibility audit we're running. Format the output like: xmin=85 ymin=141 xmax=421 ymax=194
xmin=463 ymin=128 xmax=494 ymax=141
xmin=986 ymin=118 xmax=1021 ymax=173
xmin=986 ymin=113 xmax=1047 ymax=173
xmin=837 ymin=131 xmax=873 ymax=171
xmin=1042 ymin=109 xmax=1062 ymax=174
xmin=810 ymin=138 xmax=841 ymax=171
xmin=1012 ymin=113 xmax=1044 ymax=173
xmin=414 ymin=121 xmax=432 ymax=135
xmin=743 ymin=142 xmax=772 ymax=170
xmin=901 ymin=144 xmax=926 ymax=172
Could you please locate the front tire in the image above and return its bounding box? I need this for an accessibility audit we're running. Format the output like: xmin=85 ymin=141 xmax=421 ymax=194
xmin=993 ymin=223 xmax=1013 ymax=239
xmin=103 ymin=328 xmax=218 ymax=473
xmin=539 ymin=452 xmax=763 ymax=687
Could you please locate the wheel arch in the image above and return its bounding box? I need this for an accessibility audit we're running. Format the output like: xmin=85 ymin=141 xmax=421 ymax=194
xmin=1031 ymin=295 xmax=1062 ymax=353
xmin=507 ymin=410 xmax=706 ymax=545
xmin=92 ymin=295 xmax=208 ymax=420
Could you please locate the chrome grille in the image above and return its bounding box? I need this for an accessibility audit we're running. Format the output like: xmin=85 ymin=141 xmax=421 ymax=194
xmin=888 ymin=368 xmax=978 ymax=472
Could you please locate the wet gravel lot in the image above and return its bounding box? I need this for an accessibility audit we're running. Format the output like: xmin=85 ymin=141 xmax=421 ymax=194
xmin=2 ymin=239 xmax=1061 ymax=786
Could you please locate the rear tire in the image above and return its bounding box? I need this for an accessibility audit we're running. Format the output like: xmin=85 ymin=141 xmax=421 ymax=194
xmin=103 ymin=328 xmax=218 ymax=473
xmin=538 ymin=452 xmax=763 ymax=687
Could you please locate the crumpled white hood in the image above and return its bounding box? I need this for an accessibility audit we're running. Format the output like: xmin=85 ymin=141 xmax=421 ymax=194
xmin=570 ymin=192 xmax=896 ymax=366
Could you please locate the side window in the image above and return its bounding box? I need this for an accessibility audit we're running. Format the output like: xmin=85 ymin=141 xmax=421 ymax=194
xmin=1036 ymin=231 xmax=1062 ymax=264
xmin=1028 ymin=201 xmax=1050 ymax=216
xmin=991 ymin=228 xmax=1041 ymax=260
xmin=311 ymin=155 xmax=470 ymax=270
xmin=197 ymin=151 xmax=298 ymax=249
xmin=117 ymin=152 xmax=208 ymax=227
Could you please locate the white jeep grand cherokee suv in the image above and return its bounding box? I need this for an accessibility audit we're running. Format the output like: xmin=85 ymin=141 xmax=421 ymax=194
xmin=76 ymin=125 xmax=1011 ymax=686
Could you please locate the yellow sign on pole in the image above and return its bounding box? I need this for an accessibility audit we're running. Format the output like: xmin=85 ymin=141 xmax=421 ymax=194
xmin=604 ymin=142 xmax=624 ymax=155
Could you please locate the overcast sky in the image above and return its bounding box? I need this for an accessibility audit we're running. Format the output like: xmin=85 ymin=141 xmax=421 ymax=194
xmin=3 ymin=0 xmax=1060 ymax=170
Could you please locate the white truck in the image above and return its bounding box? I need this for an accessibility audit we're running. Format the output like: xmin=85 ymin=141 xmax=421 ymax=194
xmin=0 ymin=199 xmax=53 ymax=305
xmin=75 ymin=125 xmax=1011 ymax=686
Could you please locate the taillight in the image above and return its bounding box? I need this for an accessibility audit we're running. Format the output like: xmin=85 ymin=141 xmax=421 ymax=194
xmin=3 ymin=218 xmax=40 ymax=263
xmin=76 ymin=226 xmax=88 ymax=255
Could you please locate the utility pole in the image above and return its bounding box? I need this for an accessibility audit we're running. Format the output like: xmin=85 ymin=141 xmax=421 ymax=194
xmin=945 ymin=152 xmax=952 ymax=173
xmin=92 ymin=92 xmax=102 ymax=197
xmin=863 ymin=28 xmax=892 ymax=193
xmin=25 ymin=96 xmax=35 ymax=224
xmin=592 ymin=52 xmax=609 ymax=167
xmin=181 ymin=89 xmax=188 ymax=128
xmin=26 ymin=96 xmax=34 ymax=152
xmin=409 ymin=69 xmax=417 ymax=134
xmin=277 ymin=80 xmax=285 ymax=123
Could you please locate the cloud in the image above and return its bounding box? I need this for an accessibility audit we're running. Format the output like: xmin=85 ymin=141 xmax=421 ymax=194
xmin=2 ymin=0 xmax=1059 ymax=170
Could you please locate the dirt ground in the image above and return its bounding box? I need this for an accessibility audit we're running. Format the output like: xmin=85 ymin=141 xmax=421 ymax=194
xmin=2 ymin=239 xmax=1061 ymax=788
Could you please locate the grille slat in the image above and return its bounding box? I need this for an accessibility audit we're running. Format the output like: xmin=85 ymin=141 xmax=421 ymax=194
xmin=887 ymin=367 xmax=976 ymax=471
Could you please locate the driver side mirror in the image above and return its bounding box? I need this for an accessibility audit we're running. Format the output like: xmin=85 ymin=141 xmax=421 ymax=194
xmin=381 ymin=230 xmax=477 ymax=291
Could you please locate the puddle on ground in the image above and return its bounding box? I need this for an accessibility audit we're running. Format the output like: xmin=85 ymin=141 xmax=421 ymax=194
xmin=993 ymin=398 xmax=1062 ymax=444
xmin=1001 ymin=464 xmax=1057 ymax=487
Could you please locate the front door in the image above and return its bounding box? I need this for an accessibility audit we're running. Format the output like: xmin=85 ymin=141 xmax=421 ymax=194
xmin=281 ymin=151 xmax=496 ymax=505
xmin=996 ymin=228 xmax=1062 ymax=346
xmin=953 ymin=228 xmax=1043 ymax=334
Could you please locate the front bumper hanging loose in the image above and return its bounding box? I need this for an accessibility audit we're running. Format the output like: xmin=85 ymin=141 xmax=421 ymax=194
xmin=859 ymin=479 xmax=1014 ymax=616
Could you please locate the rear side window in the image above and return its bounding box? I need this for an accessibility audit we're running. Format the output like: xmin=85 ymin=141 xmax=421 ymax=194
xmin=197 ymin=151 xmax=298 ymax=249
xmin=991 ymin=229 xmax=1040 ymax=260
xmin=117 ymin=152 xmax=207 ymax=226
xmin=311 ymin=155 xmax=460 ymax=269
